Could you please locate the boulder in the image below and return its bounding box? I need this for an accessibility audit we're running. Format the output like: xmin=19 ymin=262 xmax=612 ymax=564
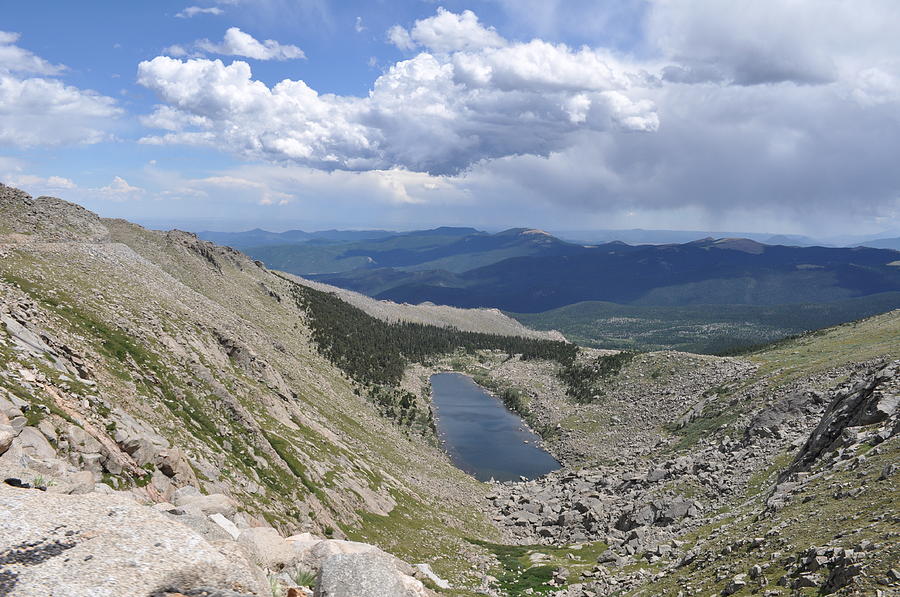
xmin=47 ymin=470 xmax=95 ymax=495
xmin=16 ymin=426 xmax=57 ymax=460
xmin=175 ymin=493 xmax=238 ymax=517
xmin=0 ymin=484 xmax=267 ymax=596
xmin=237 ymin=526 xmax=298 ymax=571
xmin=786 ymin=361 xmax=898 ymax=478
xmin=65 ymin=423 xmax=102 ymax=454
xmin=0 ymin=424 xmax=14 ymax=455
xmin=298 ymin=539 xmax=380 ymax=572
xmin=156 ymin=447 xmax=192 ymax=479
xmin=314 ymin=552 xmax=429 ymax=597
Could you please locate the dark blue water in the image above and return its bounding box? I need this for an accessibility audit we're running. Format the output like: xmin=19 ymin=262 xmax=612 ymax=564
xmin=429 ymin=372 xmax=561 ymax=482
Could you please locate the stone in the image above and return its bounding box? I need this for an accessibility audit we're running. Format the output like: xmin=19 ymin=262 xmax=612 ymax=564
xmin=10 ymin=416 xmax=27 ymax=433
xmin=47 ymin=470 xmax=95 ymax=495
xmin=0 ymin=424 xmax=14 ymax=455
xmin=414 ymin=563 xmax=450 ymax=589
xmin=237 ymin=526 xmax=298 ymax=571
xmin=16 ymin=426 xmax=57 ymax=460
xmin=722 ymin=574 xmax=747 ymax=595
xmin=80 ymin=452 xmax=104 ymax=474
xmin=794 ymin=573 xmax=823 ymax=588
xmin=656 ymin=499 xmax=695 ymax=525
xmin=65 ymin=423 xmax=102 ymax=454
xmin=175 ymin=493 xmax=238 ymax=517
xmin=209 ymin=513 xmax=241 ymax=540
xmin=298 ymin=539 xmax=381 ymax=572
xmin=0 ymin=483 xmax=267 ymax=596
xmin=156 ymin=447 xmax=191 ymax=478
xmin=646 ymin=469 xmax=667 ymax=483
xmin=314 ymin=552 xmax=428 ymax=597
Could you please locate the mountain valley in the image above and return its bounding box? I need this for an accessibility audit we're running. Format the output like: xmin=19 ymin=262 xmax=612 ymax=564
xmin=0 ymin=184 xmax=898 ymax=596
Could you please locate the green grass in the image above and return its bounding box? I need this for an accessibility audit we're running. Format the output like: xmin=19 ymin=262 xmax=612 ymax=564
xmin=511 ymin=295 xmax=900 ymax=354
xmin=262 ymin=430 xmax=324 ymax=500
xmin=466 ymin=539 xmax=609 ymax=596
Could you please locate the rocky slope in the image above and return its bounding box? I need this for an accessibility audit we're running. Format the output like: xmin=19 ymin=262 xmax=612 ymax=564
xmin=0 ymin=184 xmax=500 ymax=594
xmin=1 ymin=183 xmax=898 ymax=596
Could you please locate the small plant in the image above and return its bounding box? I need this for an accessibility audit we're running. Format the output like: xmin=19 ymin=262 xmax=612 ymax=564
xmin=292 ymin=567 xmax=317 ymax=587
xmin=268 ymin=575 xmax=284 ymax=597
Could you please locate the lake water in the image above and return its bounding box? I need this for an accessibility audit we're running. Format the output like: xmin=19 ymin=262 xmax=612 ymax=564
xmin=429 ymin=372 xmax=561 ymax=482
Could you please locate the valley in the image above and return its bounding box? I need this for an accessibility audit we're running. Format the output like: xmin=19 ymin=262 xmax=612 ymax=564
xmin=0 ymin=184 xmax=898 ymax=596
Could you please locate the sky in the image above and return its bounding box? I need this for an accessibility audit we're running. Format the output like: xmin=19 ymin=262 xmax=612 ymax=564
xmin=2 ymin=0 xmax=900 ymax=235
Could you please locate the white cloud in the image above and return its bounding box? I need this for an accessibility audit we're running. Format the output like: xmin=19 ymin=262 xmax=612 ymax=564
xmin=0 ymin=32 xmax=120 ymax=148
xmin=134 ymin=4 xmax=900 ymax=231
xmin=387 ymin=25 xmax=415 ymax=51
xmin=195 ymin=175 xmax=291 ymax=205
xmin=96 ymin=176 xmax=144 ymax=201
xmin=195 ymin=27 xmax=304 ymax=60
xmin=2 ymin=173 xmax=76 ymax=191
xmin=137 ymin=10 xmax=657 ymax=175
xmin=389 ymin=8 xmax=506 ymax=53
xmin=354 ymin=16 xmax=365 ymax=33
xmin=176 ymin=6 xmax=224 ymax=18
xmin=0 ymin=74 xmax=120 ymax=147
xmin=163 ymin=44 xmax=189 ymax=57
xmin=0 ymin=30 xmax=65 ymax=75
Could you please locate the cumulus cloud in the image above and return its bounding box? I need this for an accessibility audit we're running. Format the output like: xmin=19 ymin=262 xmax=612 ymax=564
xmin=2 ymin=173 xmax=76 ymax=191
xmin=96 ymin=176 xmax=144 ymax=201
xmin=194 ymin=27 xmax=304 ymax=60
xmin=389 ymin=8 xmax=506 ymax=53
xmin=0 ymin=35 xmax=120 ymax=148
xmin=0 ymin=30 xmax=65 ymax=75
xmin=176 ymin=6 xmax=224 ymax=18
xmin=137 ymin=10 xmax=657 ymax=174
xmin=134 ymin=4 xmax=900 ymax=230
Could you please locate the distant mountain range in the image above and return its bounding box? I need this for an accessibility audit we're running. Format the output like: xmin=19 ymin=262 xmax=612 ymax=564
xmin=201 ymin=227 xmax=579 ymax=275
xmin=199 ymin=226 xmax=900 ymax=312
xmin=196 ymin=226 xmax=900 ymax=352
xmin=199 ymin=227 xmax=397 ymax=249
xmin=312 ymin=236 xmax=900 ymax=312
xmin=199 ymin=226 xmax=900 ymax=251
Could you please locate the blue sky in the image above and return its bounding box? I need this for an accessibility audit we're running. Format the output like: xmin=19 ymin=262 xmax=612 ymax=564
xmin=2 ymin=1 xmax=900 ymax=236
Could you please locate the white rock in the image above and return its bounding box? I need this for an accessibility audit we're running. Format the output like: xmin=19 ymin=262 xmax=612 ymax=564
xmin=208 ymin=512 xmax=241 ymax=540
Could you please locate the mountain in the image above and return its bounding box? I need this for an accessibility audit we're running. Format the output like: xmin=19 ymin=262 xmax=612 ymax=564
xmin=242 ymin=226 xmax=584 ymax=275
xmin=198 ymin=227 xmax=398 ymax=249
xmin=557 ymin=228 xmax=824 ymax=246
xmin=315 ymin=236 xmax=900 ymax=312
xmin=859 ymin=236 xmax=900 ymax=250
xmin=1 ymin=184 xmax=898 ymax=596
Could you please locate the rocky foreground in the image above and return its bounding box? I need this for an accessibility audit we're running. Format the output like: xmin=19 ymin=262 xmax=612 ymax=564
xmin=0 ymin=478 xmax=439 ymax=596
xmin=481 ymin=360 xmax=899 ymax=595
